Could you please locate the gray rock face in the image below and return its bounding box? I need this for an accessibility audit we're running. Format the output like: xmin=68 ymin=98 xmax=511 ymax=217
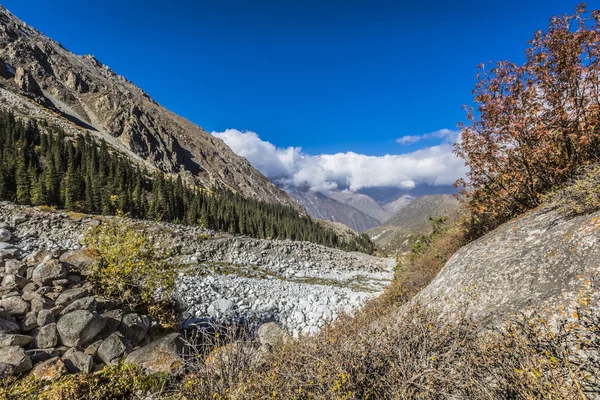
xmin=60 ymin=296 xmax=96 ymax=315
xmin=118 ymin=313 xmax=149 ymax=346
xmin=56 ymin=310 xmax=106 ymax=347
xmin=124 ymin=333 xmax=183 ymax=374
xmin=55 ymin=288 xmax=88 ymax=307
xmin=37 ymin=309 xmax=55 ymax=326
xmin=417 ymin=207 xmax=600 ymax=322
xmin=0 ymin=228 xmax=10 ymax=242
xmin=97 ymin=332 xmax=131 ymax=365
xmin=62 ymin=348 xmax=93 ymax=374
xmin=32 ymin=259 xmax=67 ymax=284
xmin=0 ymin=346 xmax=31 ymax=375
xmin=31 ymin=323 xmax=58 ymax=349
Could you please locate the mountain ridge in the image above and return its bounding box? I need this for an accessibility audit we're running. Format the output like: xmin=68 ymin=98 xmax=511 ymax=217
xmin=0 ymin=5 xmax=301 ymax=211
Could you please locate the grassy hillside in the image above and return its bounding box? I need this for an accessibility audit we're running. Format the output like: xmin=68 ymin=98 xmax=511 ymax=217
xmin=366 ymin=194 xmax=460 ymax=254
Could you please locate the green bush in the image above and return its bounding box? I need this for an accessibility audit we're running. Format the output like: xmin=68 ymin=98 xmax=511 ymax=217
xmin=82 ymin=215 xmax=178 ymax=318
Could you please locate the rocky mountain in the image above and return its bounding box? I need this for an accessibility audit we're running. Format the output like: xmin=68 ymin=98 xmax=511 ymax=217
xmin=366 ymin=194 xmax=460 ymax=254
xmin=288 ymin=188 xmax=380 ymax=233
xmin=327 ymin=191 xmax=394 ymax=223
xmin=382 ymin=194 xmax=414 ymax=214
xmin=0 ymin=6 xmax=300 ymax=211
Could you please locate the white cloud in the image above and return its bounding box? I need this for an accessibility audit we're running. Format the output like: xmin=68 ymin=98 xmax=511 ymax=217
xmin=212 ymin=129 xmax=467 ymax=193
xmin=396 ymin=128 xmax=459 ymax=145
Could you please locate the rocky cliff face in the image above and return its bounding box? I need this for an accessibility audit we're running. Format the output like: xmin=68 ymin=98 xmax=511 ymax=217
xmin=0 ymin=6 xmax=300 ymax=211
xmin=417 ymin=205 xmax=600 ymax=323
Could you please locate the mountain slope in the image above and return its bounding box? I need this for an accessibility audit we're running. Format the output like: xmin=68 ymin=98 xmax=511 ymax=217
xmin=328 ymin=191 xmax=393 ymax=223
xmin=0 ymin=6 xmax=299 ymax=211
xmin=288 ymin=188 xmax=381 ymax=233
xmin=366 ymin=194 xmax=460 ymax=253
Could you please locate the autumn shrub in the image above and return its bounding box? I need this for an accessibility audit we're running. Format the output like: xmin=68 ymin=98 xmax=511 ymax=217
xmin=0 ymin=364 xmax=170 ymax=400
xmin=455 ymin=4 xmax=600 ymax=237
xmin=82 ymin=215 xmax=178 ymax=320
xmin=547 ymin=164 xmax=600 ymax=217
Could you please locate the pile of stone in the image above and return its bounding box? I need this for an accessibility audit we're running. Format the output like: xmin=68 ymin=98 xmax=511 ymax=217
xmin=0 ymin=225 xmax=183 ymax=380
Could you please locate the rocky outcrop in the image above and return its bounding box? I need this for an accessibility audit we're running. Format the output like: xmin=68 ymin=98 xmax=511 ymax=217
xmin=0 ymin=6 xmax=301 ymax=212
xmin=417 ymin=205 xmax=600 ymax=323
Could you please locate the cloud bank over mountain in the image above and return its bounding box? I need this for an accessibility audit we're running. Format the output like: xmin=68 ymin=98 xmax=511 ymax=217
xmin=212 ymin=129 xmax=467 ymax=193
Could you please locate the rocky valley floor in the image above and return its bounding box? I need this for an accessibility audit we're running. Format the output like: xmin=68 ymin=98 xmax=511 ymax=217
xmin=0 ymin=202 xmax=395 ymax=339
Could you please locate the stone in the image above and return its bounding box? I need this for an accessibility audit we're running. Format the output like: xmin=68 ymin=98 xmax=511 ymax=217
xmin=97 ymin=332 xmax=131 ymax=365
xmin=60 ymin=296 xmax=96 ymax=315
xmin=14 ymin=67 xmax=42 ymax=95
xmin=37 ymin=309 xmax=55 ymax=326
xmin=62 ymin=348 xmax=94 ymax=374
xmin=0 ymin=296 xmax=29 ymax=316
xmin=1 ymin=274 xmax=28 ymax=289
xmin=57 ymin=310 xmax=106 ymax=347
xmin=26 ymin=348 xmax=60 ymax=364
xmin=118 ymin=313 xmax=149 ymax=346
xmin=0 ymin=228 xmax=10 ymax=243
xmin=59 ymin=250 xmax=97 ymax=276
xmin=32 ymin=259 xmax=67 ymax=284
xmin=55 ymin=288 xmax=88 ymax=307
xmin=84 ymin=340 xmax=102 ymax=357
xmin=30 ymin=357 xmax=67 ymax=381
xmin=4 ymin=259 xmax=26 ymax=276
xmin=208 ymin=298 xmax=235 ymax=318
xmin=124 ymin=333 xmax=184 ymax=374
xmin=0 ymin=248 xmax=21 ymax=260
xmin=101 ymin=309 xmax=123 ymax=335
xmin=0 ymin=334 xmax=32 ymax=347
xmin=24 ymin=250 xmax=53 ymax=265
xmin=22 ymin=282 xmax=39 ymax=293
xmin=20 ymin=312 xmax=38 ymax=332
xmin=32 ymin=323 xmax=58 ymax=349
xmin=257 ymin=322 xmax=291 ymax=347
xmin=30 ymin=294 xmax=53 ymax=312
xmin=0 ymin=346 xmax=32 ymax=375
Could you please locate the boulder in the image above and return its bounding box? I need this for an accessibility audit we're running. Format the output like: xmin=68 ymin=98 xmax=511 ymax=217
xmin=25 ymin=250 xmax=53 ymax=265
xmin=55 ymin=288 xmax=88 ymax=307
xmin=124 ymin=333 xmax=184 ymax=374
xmin=59 ymin=250 xmax=98 ymax=276
xmin=60 ymin=296 xmax=96 ymax=315
xmin=62 ymin=348 xmax=94 ymax=374
xmin=2 ymin=274 xmax=28 ymax=289
xmin=14 ymin=67 xmax=42 ymax=95
xmin=101 ymin=309 xmax=123 ymax=335
xmin=0 ymin=334 xmax=32 ymax=347
xmin=30 ymin=357 xmax=67 ymax=381
xmin=97 ymin=332 xmax=131 ymax=365
xmin=37 ymin=309 xmax=55 ymax=326
xmin=4 ymin=259 xmax=26 ymax=276
xmin=30 ymin=294 xmax=53 ymax=312
xmin=31 ymin=323 xmax=58 ymax=349
xmin=0 ymin=296 xmax=29 ymax=316
xmin=257 ymin=322 xmax=291 ymax=348
xmin=57 ymin=310 xmax=106 ymax=347
xmin=20 ymin=312 xmax=38 ymax=332
xmin=118 ymin=313 xmax=149 ymax=345
xmin=32 ymin=259 xmax=67 ymax=284
xmin=0 ymin=228 xmax=10 ymax=243
xmin=0 ymin=346 xmax=32 ymax=375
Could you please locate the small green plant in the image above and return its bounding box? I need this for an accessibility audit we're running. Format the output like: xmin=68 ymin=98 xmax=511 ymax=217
xmin=82 ymin=214 xmax=178 ymax=316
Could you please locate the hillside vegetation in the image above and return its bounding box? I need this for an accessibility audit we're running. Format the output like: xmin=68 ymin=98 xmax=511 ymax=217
xmin=0 ymin=111 xmax=374 ymax=253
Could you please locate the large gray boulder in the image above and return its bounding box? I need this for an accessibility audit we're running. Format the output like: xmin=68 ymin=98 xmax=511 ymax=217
xmin=62 ymin=348 xmax=94 ymax=374
xmin=59 ymin=250 xmax=97 ymax=276
xmin=417 ymin=207 xmax=600 ymax=322
xmin=0 ymin=334 xmax=32 ymax=347
xmin=56 ymin=310 xmax=106 ymax=347
xmin=0 ymin=346 xmax=32 ymax=375
xmin=257 ymin=322 xmax=291 ymax=348
xmin=32 ymin=259 xmax=67 ymax=284
xmin=55 ymin=288 xmax=88 ymax=307
xmin=31 ymin=323 xmax=58 ymax=349
xmin=124 ymin=333 xmax=183 ymax=374
xmin=118 ymin=313 xmax=149 ymax=346
xmin=97 ymin=332 xmax=131 ymax=365
xmin=4 ymin=259 xmax=27 ymax=276
xmin=0 ymin=296 xmax=29 ymax=316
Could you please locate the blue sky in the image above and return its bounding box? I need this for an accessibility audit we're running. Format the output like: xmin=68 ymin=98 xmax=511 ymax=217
xmin=2 ymin=0 xmax=594 ymax=192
